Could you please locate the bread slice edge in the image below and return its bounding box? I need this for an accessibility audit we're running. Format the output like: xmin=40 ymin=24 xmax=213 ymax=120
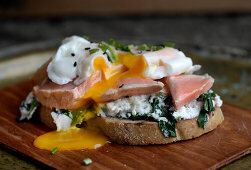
xmin=96 ymin=107 xmax=224 ymax=145
xmin=39 ymin=106 xmax=224 ymax=145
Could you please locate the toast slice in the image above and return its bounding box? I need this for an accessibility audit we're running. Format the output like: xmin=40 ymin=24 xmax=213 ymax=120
xmin=96 ymin=107 xmax=223 ymax=145
xmin=39 ymin=106 xmax=224 ymax=145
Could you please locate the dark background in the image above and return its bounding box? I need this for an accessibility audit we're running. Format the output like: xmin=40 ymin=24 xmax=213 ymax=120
xmin=1 ymin=14 xmax=251 ymax=51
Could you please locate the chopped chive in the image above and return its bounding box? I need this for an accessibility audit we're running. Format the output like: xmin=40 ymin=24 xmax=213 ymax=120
xmin=163 ymin=42 xmax=175 ymax=48
xmin=127 ymin=44 xmax=135 ymax=55
xmin=98 ymin=41 xmax=109 ymax=52
xmin=150 ymin=46 xmax=157 ymax=51
xmin=114 ymin=43 xmax=125 ymax=50
xmin=106 ymin=51 xmax=114 ymax=63
xmin=156 ymin=46 xmax=164 ymax=51
xmin=82 ymin=35 xmax=90 ymax=41
xmin=51 ymin=147 xmax=58 ymax=155
xmin=108 ymin=38 xmax=115 ymax=46
xmin=127 ymin=44 xmax=134 ymax=50
xmin=137 ymin=44 xmax=148 ymax=51
xmin=89 ymin=48 xmax=99 ymax=54
xmin=83 ymin=158 xmax=92 ymax=165
xmin=147 ymin=44 xmax=153 ymax=50
xmin=129 ymin=51 xmax=135 ymax=55
xmin=108 ymin=45 xmax=119 ymax=61
xmin=98 ymin=41 xmax=118 ymax=62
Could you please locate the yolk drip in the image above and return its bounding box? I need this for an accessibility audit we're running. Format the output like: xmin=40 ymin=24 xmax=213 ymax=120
xmin=34 ymin=53 xmax=148 ymax=151
xmin=34 ymin=119 xmax=108 ymax=151
xmin=82 ymin=53 xmax=148 ymax=102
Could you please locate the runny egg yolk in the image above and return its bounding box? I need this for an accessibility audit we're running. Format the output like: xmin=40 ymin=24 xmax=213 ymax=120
xmin=34 ymin=53 xmax=148 ymax=151
xmin=82 ymin=53 xmax=148 ymax=103
xmin=34 ymin=119 xmax=108 ymax=151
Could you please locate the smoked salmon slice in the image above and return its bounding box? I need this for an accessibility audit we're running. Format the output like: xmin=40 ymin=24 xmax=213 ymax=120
xmin=164 ymin=75 xmax=214 ymax=110
xmin=101 ymin=78 xmax=164 ymax=102
xmin=33 ymin=71 xmax=102 ymax=109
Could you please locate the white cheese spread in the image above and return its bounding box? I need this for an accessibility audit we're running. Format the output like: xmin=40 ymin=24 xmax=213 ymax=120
xmin=100 ymin=93 xmax=223 ymax=121
xmin=172 ymin=100 xmax=203 ymax=120
xmin=100 ymin=95 xmax=152 ymax=118
xmin=173 ymin=94 xmax=223 ymax=120
xmin=51 ymin=111 xmax=73 ymax=131
xmin=19 ymin=92 xmax=39 ymax=120
xmin=213 ymin=94 xmax=223 ymax=107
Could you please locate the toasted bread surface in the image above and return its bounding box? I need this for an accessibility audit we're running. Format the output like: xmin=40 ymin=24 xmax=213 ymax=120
xmin=96 ymin=107 xmax=224 ymax=145
xmin=39 ymin=105 xmax=223 ymax=145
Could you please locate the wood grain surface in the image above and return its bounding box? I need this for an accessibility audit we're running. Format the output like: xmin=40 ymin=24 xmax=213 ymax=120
xmin=0 ymin=80 xmax=250 ymax=169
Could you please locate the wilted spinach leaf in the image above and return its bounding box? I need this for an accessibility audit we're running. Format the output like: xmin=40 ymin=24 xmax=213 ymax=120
xmin=159 ymin=119 xmax=176 ymax=137
xmin=197 ymin=110 xmax=209 ymax=129
xmin=197 ymin=90 xmax=216 ymax=129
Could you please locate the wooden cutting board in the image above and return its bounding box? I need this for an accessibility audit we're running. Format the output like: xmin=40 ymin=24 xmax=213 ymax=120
xmin=0 ymin=80 xmax=250 ymax=170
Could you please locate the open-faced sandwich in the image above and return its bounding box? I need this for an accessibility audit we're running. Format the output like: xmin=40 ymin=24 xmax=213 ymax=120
xmin=19 ymin=36 xmax=223 ymax=150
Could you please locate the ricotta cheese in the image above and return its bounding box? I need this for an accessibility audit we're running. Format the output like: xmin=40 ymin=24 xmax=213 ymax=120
xmin=172 ymin=100 xmax=203 ymax=120
xmin=101 ymin=95 xmax=152 ymax=118
xmin=213 ymin=94 xmax=223 ymax=107
xmin=19 ymin=92 xmax=39 ymax=120
xmin=173 ymin=94 xmax=223 ymax=120
xmin=51 ymin=111 xmax=73 ymax=131
xmin=100 ymin=92 xmax=223 ymax=121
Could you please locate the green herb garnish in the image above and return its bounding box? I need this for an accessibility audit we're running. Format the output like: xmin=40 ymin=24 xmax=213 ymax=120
xmin=137 ymin=42 xmax=174 ymax=52
xmin=82 ymin=35 xmax=90 ymax=41
xmin=51 ymin=147 xmax=58 ymax=155
xmin=89 ymin=48 xmax=99 ymax=54
xmin=83 ymin=158 xmax=92 ymax=165
xmin=146 ymin=44 xmax=162 ymax=51
xmin=197 ymin=90 xmax=216 ymax=129
xmin=137 ymin=44 xmax=148 ymax=51
xmin=114 ymin=43 xmax=135 ymax=55
xmin=163 ymin=42 xmax=175 ymax=48
xmin=108 ymin=38 xmax=115 ymax=46
xmin=98 ymin=41 xmax=118 ymax=62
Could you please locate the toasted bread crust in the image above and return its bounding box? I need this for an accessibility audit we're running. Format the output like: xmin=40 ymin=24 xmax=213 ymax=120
xmin=39 ymin=106 xmax=224 ymax=145
xmin=39 ymin=106 xmax=57 ymax=129
xmin=96 ymin=107 xmax=224 ymax=145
